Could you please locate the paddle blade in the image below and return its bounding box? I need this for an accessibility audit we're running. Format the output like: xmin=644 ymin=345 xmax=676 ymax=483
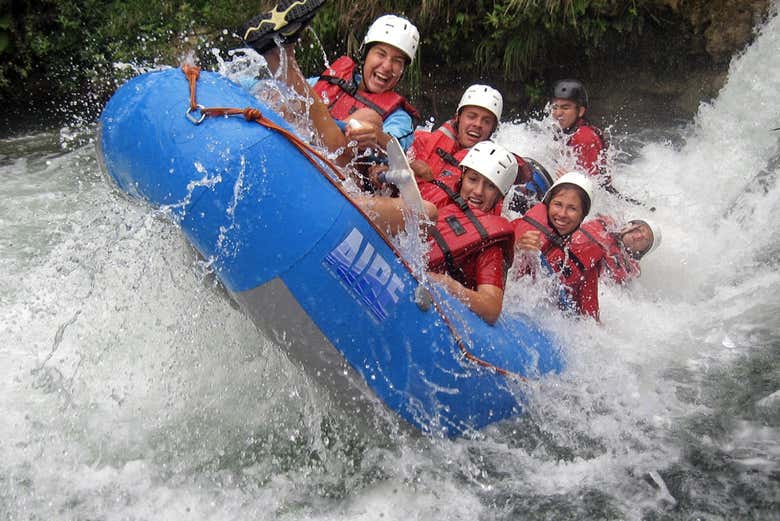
xmin=384 ymin=137 xmax=425 ymax=216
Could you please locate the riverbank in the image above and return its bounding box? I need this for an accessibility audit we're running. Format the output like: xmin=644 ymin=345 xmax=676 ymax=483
xmin=0 ymin=0 xmax=773 ymax=137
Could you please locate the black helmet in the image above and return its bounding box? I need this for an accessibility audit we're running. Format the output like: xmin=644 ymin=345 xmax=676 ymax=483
xmin=552 ymin=79 xmax=589 ymax=107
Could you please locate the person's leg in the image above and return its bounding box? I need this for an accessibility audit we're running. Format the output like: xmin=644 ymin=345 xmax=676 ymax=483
xmin=241 ymin=1 xmax=350 ymax=161
xmin=262 ymin=45 xmax=350 ymax=163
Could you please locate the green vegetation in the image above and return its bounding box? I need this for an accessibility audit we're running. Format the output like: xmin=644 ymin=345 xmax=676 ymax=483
xmin=0 ymin=0 xmax=730 ymax=117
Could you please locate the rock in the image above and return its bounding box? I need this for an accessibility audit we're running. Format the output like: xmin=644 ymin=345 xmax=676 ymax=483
xmin=679 ymin=0 xmax=772 ymax=62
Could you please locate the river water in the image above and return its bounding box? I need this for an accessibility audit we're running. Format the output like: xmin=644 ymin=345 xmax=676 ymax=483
xmin=2 ymin=8 xmax=779 ymax=520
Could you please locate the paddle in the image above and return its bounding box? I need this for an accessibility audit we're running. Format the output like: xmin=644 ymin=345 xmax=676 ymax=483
xmin=382 ymin=136 xmax=426 ymax=216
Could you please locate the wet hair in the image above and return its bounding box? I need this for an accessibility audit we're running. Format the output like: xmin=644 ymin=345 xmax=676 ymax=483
xmin=545 ymin=183 xmax=591 ymax=217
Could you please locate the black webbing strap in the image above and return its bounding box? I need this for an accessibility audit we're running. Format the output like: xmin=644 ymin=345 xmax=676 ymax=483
xmin=435 ymin=147 xmax=461 ymax=167
xmin=430 ymin=179 xmax=488 ymax=240
xmin=319 ymin=75 xmax=388 ymax=117
xmin=521 ymin=214 xmax=587 ymax=274
xmin=429 ymin=227 xmax=461 ymax=280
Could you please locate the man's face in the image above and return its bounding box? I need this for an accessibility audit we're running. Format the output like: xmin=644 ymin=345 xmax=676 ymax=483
xmin=621 ymin=222 xmax=653 ymax=257
xmin=456 ymin=106 xmax=497 ymax=148
xmin=361 ymin=43 xmax=406 ymax=94
xmin=551 ymin=98 xmax=586 ymax=130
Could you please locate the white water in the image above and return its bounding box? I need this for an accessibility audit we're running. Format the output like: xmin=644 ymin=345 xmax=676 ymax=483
xmin=2 ymin=8 xmax=779 ymax=520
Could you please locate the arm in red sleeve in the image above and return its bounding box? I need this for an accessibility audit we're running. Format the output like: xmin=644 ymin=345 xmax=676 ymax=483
xmin=573 ymin=267 xmax=600 ymax=321
xmin=570 ymin=126 xmax=606 ymax=181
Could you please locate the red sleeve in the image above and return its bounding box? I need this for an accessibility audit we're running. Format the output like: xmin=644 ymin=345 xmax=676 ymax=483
xmin=475 ymin=245 xmax=506 ymax=290
xmin=512 ymin=202 xmax=547 ymax=237
xmin=570 ymin=127 xmax=605 ymax=180
xmin=573 ymin=267 xmax=600 ymax=321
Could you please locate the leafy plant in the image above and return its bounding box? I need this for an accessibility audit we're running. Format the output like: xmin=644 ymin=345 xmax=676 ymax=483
xmin=0 ymin=0 xmax=707 ymax=119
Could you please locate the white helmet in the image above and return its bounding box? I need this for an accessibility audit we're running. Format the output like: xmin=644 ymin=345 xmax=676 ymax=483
xmin=629 ymin=218 xmax=662 ymax=257
xmin=459 ymin=141 xmax=518 ymax=196
xmin=457 ymin=84 xmax=503 ymax=122
xmin=543 ymin=171 xmax=594 ymax=216
xmin=363 ymin=15 xmax=420 ymax=63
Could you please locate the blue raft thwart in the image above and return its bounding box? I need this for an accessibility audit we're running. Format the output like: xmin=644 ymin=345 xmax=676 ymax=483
xmin=97 ymin=67 xmax=564 ymax=437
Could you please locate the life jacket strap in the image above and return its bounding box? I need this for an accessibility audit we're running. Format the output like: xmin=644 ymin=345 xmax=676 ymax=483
xmin=435 ymin=147 xmax=461 ymax=167
xmin=578 ymin=226 xmax=606 ymax=252
xmin=429 ymin=227 xmax=462 ymax=281
xmin=521 ymin=214 xmax=586 ymax=274
xmin=318 ymin=74 xmax=388 ymax=117
xmin=431 ymin=179 xmax=489 ymax=240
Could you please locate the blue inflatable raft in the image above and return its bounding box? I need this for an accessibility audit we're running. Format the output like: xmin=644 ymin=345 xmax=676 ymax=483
xmin=96 ymin=67 xmax=564 ymax=437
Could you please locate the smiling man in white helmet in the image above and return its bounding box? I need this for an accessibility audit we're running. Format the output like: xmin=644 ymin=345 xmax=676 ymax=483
xmin=241 ymin=4 xmax=420 ymax=162
xmin=408 ymin=84 xmax=504 ymax=180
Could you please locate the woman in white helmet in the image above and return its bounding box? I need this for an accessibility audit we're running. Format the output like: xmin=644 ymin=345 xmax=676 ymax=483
xmin=355 ymin=141 xmax=517 ymax=323
xmin=311 ymin=14 xmax=421 ymax=151
xmin=513 ymin=171 xmax=604 ymax=320
xmin=408 ymin=84 xmax=504 ymax=181
xmin=241 ymin=4 xmax=420 ymax=162
xmin=424 ymin=141 xmax=519 ymax=324
xmin=577 ymin=215 xmax=662 ymax=284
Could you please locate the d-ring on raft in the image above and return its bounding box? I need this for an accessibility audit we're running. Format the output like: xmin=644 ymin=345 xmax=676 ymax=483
xmin=96 ymin=66 xmax=564 ymax=437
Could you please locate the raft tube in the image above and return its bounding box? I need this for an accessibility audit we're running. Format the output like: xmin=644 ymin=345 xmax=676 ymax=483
xmin=97 ymin=67 xmax=564 ymax=437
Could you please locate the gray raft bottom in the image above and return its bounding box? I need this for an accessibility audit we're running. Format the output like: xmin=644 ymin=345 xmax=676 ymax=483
xmin=233 ymin=277 xmax=416 ymax=438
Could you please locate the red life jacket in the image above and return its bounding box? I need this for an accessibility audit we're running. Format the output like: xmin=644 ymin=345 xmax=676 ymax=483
xmin=428 ymin=196 xmax=515 ymax=290
xmin=410 ymin=119 xmax=465 ymax=176
xmin=572 ymin=118 xmax=607 ymax=149
xmin=418 ymin=165 xmax=461 ymax=209
xmin=514 ymin=203 xmax=603 ymax=318
xmin=312 ymin=56 xmax=421 ymax=123
xmin=578 ymin=216 xmax=640 ymax=284
xmin=412 ymin=121 xmax=529 ymax=182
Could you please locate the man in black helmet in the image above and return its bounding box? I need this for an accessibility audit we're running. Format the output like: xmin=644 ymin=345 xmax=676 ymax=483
xmin=550 ymin=79 xmax=609 ymax=186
